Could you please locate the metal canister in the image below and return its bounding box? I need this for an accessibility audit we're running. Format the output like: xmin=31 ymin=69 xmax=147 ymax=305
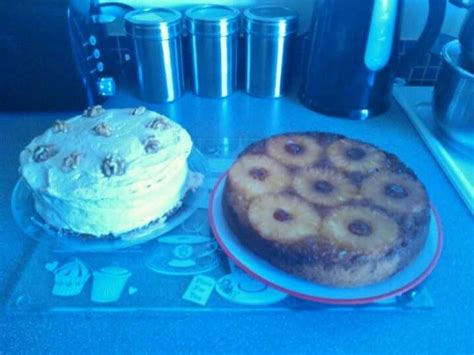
xmin=125 ymin=8 xmax=184 ymax=103
xmin=243 ymin=6 xmax=298 ymax=98
xmin=185 ymin=5 xmax=240 ymax=98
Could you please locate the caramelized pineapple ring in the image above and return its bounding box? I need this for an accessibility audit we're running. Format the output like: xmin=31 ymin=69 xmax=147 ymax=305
xmin=228 ymin=155 xmax=292 ymax=200
xmin=248 ymin=194 xmax=322 ymax=243
xmin=361 ymin=171 xmax=428 ymax=214
xmin=266 ymin=135 xmax=323 ymax=167
xmin=321 ymin=205 xmax=399 ymax=253
xmin=293 ymin=168 xmax=359 ymax=206
xmin=327 ymin=139 xmax=388 ymax=173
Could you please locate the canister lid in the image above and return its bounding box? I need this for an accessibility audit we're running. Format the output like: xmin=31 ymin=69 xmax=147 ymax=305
xmin=124 ymin=8 xmax=183 ymax=40
xmin=185 ymin=5 xmax=240 ymax=36
xmin=244 ymin=6 xmax=298 ymax=36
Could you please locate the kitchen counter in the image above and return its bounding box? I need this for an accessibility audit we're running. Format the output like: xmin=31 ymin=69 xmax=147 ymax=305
xmin=1 ymin=87 xmax=473 ymax=354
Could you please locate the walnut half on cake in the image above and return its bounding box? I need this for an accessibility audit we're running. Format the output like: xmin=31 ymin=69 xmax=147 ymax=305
xmin=19 ymin=106 xmax=199 ymax=237
xmin=222 ymin=133 xmax=431 ymax=288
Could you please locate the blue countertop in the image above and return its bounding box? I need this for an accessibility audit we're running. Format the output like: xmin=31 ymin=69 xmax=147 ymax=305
xmin=1 ymin=88 xmax=473 ymax=353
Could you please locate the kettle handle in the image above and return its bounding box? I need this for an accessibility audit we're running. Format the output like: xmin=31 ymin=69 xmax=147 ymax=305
xmin=364 ymin=0 xmax=400 ymax=71
xmin=398 ymin=0 xmax=447 ymax=76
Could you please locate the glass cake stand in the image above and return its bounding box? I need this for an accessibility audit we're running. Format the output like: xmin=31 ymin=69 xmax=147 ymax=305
xmin=11 ymin=148 xmax=208 ymax=252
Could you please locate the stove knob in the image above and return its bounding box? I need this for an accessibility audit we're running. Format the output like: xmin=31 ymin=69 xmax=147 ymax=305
xmin=93 ymin=49 xmax=101 ymax=59
xmin=83 ymin=35 xmax=97 ymax=47
xmin=96 ymin=77 xmax=116 ymax=97
xmin=89 ymin=35 xmax=97 ymax=46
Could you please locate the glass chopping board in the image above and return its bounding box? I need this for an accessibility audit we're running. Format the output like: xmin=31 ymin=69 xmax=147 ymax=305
xmin=2 ymin=137 xmax=435 ymax=313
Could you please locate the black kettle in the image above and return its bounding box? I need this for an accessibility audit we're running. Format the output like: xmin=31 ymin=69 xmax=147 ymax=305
xmin=300 ymin=0 xmax=447 ymax=119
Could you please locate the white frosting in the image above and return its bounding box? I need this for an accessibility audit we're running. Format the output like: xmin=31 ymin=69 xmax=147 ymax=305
xmin=20 ymin=107 xmax=193 ymax=236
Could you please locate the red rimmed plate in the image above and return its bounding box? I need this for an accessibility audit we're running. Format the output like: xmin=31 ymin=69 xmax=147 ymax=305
xmin=209 ymin=173 xmax=443 ymax=305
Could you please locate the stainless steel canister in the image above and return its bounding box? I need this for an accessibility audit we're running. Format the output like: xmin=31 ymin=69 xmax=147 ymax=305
xmin=125 ymin=8 xmax=184 ymax=102
xmin=185 ymin=5 xmax=240 ymax=98
xmin=244 ymin=6 xmax=298 ymax=98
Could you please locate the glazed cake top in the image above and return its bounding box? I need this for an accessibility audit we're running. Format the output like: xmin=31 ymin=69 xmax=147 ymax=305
xmin=226 ymin=132 xmax=430 ymax=253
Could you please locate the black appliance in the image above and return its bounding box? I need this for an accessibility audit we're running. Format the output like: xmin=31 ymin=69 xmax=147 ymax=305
xmin=0 ymin=1 xmax=131 ymax=111
xmin=300 ymin=0 xmax=447 ymax=119
xmin=0 ymin=2 xmax=86 ymax=110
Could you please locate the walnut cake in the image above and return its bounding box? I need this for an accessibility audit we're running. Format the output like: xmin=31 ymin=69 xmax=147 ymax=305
xmin=20 ymin=106 xmax=201 ymax=237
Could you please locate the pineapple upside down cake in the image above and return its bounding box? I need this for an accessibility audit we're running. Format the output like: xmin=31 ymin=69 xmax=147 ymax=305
xmin=222 ymin=132 xmax=430 ymax=287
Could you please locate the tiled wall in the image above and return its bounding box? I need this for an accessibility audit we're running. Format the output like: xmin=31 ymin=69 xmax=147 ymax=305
xmin=396 ymin=34 xmax=455 ymax=86
xmin=397 ymin=40 xmax=443 ymax=86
